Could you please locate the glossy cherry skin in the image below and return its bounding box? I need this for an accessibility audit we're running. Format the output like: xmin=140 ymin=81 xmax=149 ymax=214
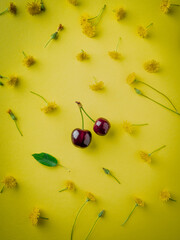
xmin=93 ymin=117 xmax=111 ymax=136
xmin=71 ymin=128 xmax=92 ymax=148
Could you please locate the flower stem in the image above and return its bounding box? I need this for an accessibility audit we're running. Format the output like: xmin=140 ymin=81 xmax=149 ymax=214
xmin=85 ymin=216 xmax=100 ymax=240
xmin=71 ymin=200 xmax=89 ymax=240
xmin=22 ymin=51 xmax=27 ymax=57
xmin=93 ymin=5 xmax=106 ymax=26
xmin=0 ymin=185 xmax=5 ymax=193
xmin=134 ymin=88 xmax=180 ymax=116
xmin=0 ymin=82 xmax=4 ymax=86
xmin=169 ymin=198 xmax=176 ymax=202
xmin=44 ymin=38 xmax=52 ymax=48
xmin=39 ymin=216 xmax=49 ymax=220
xmin=0 ymin=8 xmax=9 ymax=16
xmin=58 ymin=163 xmax=71 ymax=172
xmin=137 ymin=80 xmax=177 ymax=112
xmin=115 ymin=37 xmax=121 ymax=52
xmin=171 ymin=4 xmax=180 ymax=7
xmin=110 ymin=174 xmax=121 ymax=184
xmin=59 ymin=187 xmax=68 ymax=192
xmin=146 ymin=22 xmax=153 ymax=28
xmin=30 ymin=91 xmax=48 ymax=103
xmin=132 ymin=123 xmax=148 ymax=126
xmin=121 ymin=203 xmax=138 ymax=226
xmin=149 ymin=145 xmax=166 ymax=156
xmin=14 ymin=120 xmax=23 ymax=136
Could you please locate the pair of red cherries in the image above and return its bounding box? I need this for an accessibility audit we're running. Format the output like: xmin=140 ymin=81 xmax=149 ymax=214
xmin=71 ymin=102 xmax=111 ymax=148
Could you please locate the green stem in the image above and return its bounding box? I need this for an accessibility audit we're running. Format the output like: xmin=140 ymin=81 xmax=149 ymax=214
xmin=0 ymin=82 xmax=4 ymax=86
xmin=169 ymin=198 xmax=176 ymax=202
xmin=81 ymin=108 xmax=95 ymax=123
xmin=132 ymin=123 xmax=148 ymax=126
xmin=14 ymin=120 xmax=23 ymax=136
xmin=59 ymin=187 xmax=68 ymax=192
xmin=135 ymin=88 xmax=180 ymax=116
xmin=171 ymin=4 xmax=180 ymax=6
xmin=149 ymin=145 xmax=166 ymax=156
xmin=115 ymin=37 xmax=121 ymax=52
xmin=71 ymin=200 xmax=89 ymax=240
xmin=137 ymin=80 xmax=177 ymax=112
xmin=85 ymin=216 xmax=100 ymax=240
xmin=79 ymin=108 xmax=84 ymax=130
xmin=146 ymin=22 xmax=153 ymax=28
xmin=0 ymin=185 xmax=5 ymax=193
xmin=44 ymin=38 xmax=52 ymax=48
xmin=22 ymin=51 xmax=27 ymax=57
xmin=110 ymin=174 xmax=121 ymax=184
xmin=58 ymin=163 xmax=71 ymax=172
xmin=30 ymin=91 xmax=48 ymax=103
xmin=93 ymin=5 xmax=106 ymax=26
xmin=0 ymin=8 xmax=9 ymax=16
xmin=39 ymin=216 xmax=49 ymax=220
xmin=121 ymin=203 xmax=138 ymax=226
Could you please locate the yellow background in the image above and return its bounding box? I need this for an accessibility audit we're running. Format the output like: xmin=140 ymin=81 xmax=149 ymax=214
xmin=0 ymin=0 xmax=180 ymax=239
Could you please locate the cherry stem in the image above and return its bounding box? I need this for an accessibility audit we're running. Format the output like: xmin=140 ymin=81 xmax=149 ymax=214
xmin=76 ymin=101 xmax=95 ymax=126
xmin=30 ymin=91 xmax=48 ymax=103
xmin=121 ymin=203 xmax=138 ymax=226
xmin=59 ymin=187 xmax=68 ymax=192
xmin=137 ymin=80 xmax=177 ymax=112
xmin=85 ymin=216 xmax=100 ymax=240
xmin=71 ymin=200 xmax=89 ymax=240
xmin=146 ymin=22 xmax=153 ymax=28
xmin=149 ymin=145 xmax=166 ymax=156
xmin=39 ymin=216 xmax=49 ymax=220
xmin=134 ymin=88 xmax=180 ymax=116
xmin=14 ymin=120 xmax=23 ymax=136
xmin=115 ymin=37 xmax=121 ymax=52
xmin=0 ymin=8 xmax=9 ymax=16
xmin=0 ymin=185 xmax=5 ymax=193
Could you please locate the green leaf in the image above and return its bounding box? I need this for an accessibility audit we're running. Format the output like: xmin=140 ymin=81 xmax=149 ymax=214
xmin=32 ymin=152 xmax=58 ymax=167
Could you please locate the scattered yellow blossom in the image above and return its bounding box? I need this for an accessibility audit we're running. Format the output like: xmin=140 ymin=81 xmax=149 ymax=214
xmin=9 ymin=2 xmax=17 ymax=14
xmin=87 ymin=192 xmax=96 ymax=201
xmin=108 ymin=51 xmax=121 ymax=60
xmin=29 ymin=208 xmax=40 ymax=225
xmin=82 ymin=21 xmax=96 ymax=38
xmin=66 ymin=181 xmax=75 ymax=191
xmin=76 ymin=50 xmax=89 ymax=61
xmin=114 ymin=8 xmax=126 ymax=21
xmin=41 ymin=102 xmax=58 ymax=113
xmin=126 ymin=72 xmax=136 ymax=85
xmin=137 ymin=26 xmax=147 ymax=38
xmin=160 ymin=0 xmax=171 ymax=13
xmin=122 ymin=121 xmax=134 ymax=134
xmin=134 ymin=197 xmax=144 ymax=207
xmin=160 ymin=189 xmax=171 ymax=202
xmin=2 ymin=176 xmax=17 ymax=188
xmin=89 ymin=78 xmax=104 ymax=91
xmin=139 ymin=151 xmax=151 ymax=163
xmin=144 ymin=59 xmax=160 ymax=73
xmin=23 ymin=54 xmax=35 ymax=67
xmin=68 ymin=0 xmax=78 ymax=6
xmin=27 ymin=1 xmax=41 ymax=15
xmin=7 ymin=75 xmax=18 ymax=87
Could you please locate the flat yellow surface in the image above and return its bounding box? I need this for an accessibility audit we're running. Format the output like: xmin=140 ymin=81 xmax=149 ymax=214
xmin=0 ymin=0 xmax=180 ymax=239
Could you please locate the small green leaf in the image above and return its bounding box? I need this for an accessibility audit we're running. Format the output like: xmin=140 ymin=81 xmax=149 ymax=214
xmin=32 ymin=152 xmax=58 ymax=167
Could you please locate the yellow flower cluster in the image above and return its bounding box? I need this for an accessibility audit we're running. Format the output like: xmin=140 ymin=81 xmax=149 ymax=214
xmin=7 ymin=75 xmax=19 ymax=87
xmin=9 ymin=2 xmax=17 ymax=14
xmin=160 ymin=0 xmax=171 ymax=13
xmin=126 ymin=72 xmax=136 ymax=85
xmin=29 ymin=208 xmax=40 ymax=225
xmin=2 ymin=176 xmax=17 ymax=188
xmin=76 ymin=50 xmax=89 ymax=61
xmin=80 ymin=15 xmax=96 ymax=38
xmin=68 ymin=0 xmax=78 ymax=6
xmin=114 ymin=8 xmax=126 ymax=21
xmin=144 ymin=59 xmax=160 ymax=73
xmin=23 ymin=55 xmax=35 ymax=67
xmin=139 ymin=151 xmax=151 ymax=163
xmin=27 ymin=1 xmax=41 ymax=15
xmin=41 ymin=102 xmax=58 ymax=113
xmin=122 ymin=121 xmax=134 ymax=134
xmin=108 ymin=51 xmax=121 ymax=60
xmin=65 ymin=181 xmax=75 ymax=191
xmin=134 ymin=197 xmax=144 ymax=207
xmin=137 ymin=26 xmax=147 ymax=38
xmin=87 ymin=192 xmax=96 ymax=201
xmin=89 ymin=80 xmax=104 ymax=91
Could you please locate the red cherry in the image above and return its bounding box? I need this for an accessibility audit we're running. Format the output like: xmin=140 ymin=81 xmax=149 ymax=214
xmin=71 ymin=128 xmax=92 ymax=148
xmin=93 ymin=117 xmax=110 ymax=136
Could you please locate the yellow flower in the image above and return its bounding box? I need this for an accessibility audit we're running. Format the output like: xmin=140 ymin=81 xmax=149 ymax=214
xmin=23 ymin=55 xmax=35 ymax=67
xmin=89 ymin=79 xmax=104 ymax=91
xmin=2 ymin=176 xmax=17 ymax=188
xmin=29 ymin=208 xmax=40 ymax=226
xmin=134 ymin=197 xmax=144 ymax=207
xmin=144 ymin=59 xmax=160 ymax=73
xmin=114 ymin=8 xmax=126 ymax=21
xmin=7 ymin=75 xmax=18 ymax=87
xmin=66 ymin=181 xmax=75 ymax=191
xmin=9 ymin=2 xmax=17 ymax=14
xmin=82 ymin=22 xmax=96 ymax=38
xmin=160 ymin=0 xmax=170 ymax=13
xmin=27 ymin=1 xmax=41 ymax=15
xmin=76 ymin=50 xmax=89 ymax=61
xmin=87 ymin=192 xmax=96 ymax=201
xmin=139 ymin=151 xmax=151 ymax=163
xmin=68 ymin=0 xmax=78 ymax=6
xmin=41 ymin=102 xmax=58 ymax=113
xmin=108 ymin=51 xmax=121 ymax=60
xmin=137 ymin=26 xmax=147 ymax=38
xmin=122 ymin=121 xmax=134 ymax=134
xmin=126 ymin=72 xmax=136 ymax=85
